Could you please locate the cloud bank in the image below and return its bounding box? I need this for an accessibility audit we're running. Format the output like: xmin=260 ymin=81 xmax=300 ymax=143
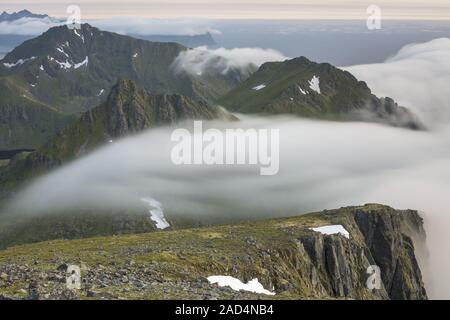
xmin=0 ymin=17 xmax=61 ymax=35
xmin=172 ymin=46 xmax=288 ymax=76
xmin=345 ymin=38 xmax=450 ymax=128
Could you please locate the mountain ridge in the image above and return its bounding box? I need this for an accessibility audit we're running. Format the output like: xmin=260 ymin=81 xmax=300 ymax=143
xmin=218 ymin=56 xmax=423 ymax=129
xmin=0 ymin=10 xmax=52 ymax=22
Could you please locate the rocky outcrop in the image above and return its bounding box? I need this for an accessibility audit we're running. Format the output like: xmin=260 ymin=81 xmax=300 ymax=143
xmin=0 ymin=204 xmax=428 ymax=300
xmin=352 ymin=207 xmax=427 ymax=299
xmin=103 ymin=79 xmax=235 ymax=138
xmin=286 ymin=205 xmax=428 ymax=300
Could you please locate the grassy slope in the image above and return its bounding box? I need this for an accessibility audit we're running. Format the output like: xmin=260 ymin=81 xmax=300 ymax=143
xmin=0 ymin=204 xmax=404 ymax=300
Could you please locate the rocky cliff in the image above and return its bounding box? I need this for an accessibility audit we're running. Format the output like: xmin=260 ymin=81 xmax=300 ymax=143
xmin=0 ymin=204 xmax=428 ymax=300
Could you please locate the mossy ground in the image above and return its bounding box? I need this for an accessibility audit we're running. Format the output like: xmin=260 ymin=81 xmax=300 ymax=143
xmin=0 ymin=206 xmax=365 ymax=300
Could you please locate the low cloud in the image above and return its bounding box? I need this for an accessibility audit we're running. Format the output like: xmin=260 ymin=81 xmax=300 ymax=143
xmin=172 ymin=46 xmax=288 ymax=76
xmin=0 ymin=17 xmax=61 ymax=35
xmin=345 ymin=38 xmax=450 ymax=128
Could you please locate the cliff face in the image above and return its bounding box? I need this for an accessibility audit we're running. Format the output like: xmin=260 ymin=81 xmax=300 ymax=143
xmin=292 ymin=205 xmax=427 ymax=300
xmin=0 ymin=204 xmax=427 ymax=300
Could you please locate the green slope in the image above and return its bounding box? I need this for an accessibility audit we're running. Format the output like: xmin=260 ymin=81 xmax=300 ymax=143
xmin=0 ymin=77 xmax=73 ymax=149
xmin=0 ymin=204 xmax=427 ymax=300
xmin=218 ymin=57 xmax=423 ymax=129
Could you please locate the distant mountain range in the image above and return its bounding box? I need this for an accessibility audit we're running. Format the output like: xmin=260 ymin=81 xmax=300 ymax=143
xmin=0 ymin=10 xmax=217 ymax=51
xmin=0 ymin=9 xmax=53 ymax=22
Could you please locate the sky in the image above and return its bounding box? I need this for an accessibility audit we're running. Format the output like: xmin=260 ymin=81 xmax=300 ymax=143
xmin=1 ymin=0 xmax=450 ymax=20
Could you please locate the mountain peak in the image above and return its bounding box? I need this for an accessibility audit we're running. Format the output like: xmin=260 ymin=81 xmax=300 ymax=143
xmin=219 ymin=56 xmax=423 ymax=129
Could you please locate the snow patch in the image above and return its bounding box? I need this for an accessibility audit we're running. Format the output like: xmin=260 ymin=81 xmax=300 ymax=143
xmin=310 ymin=225 xmax=350 ymax=239
xmin=48 ymin=56 xmax=72 ymax=70
xmin=297 ymin=85 xmax=307 ymax=95
xmin=141 ymin=197 xmax=170 ymax=230
xmin=97 ymin=89 xmax=105 ymax=96
xmin=207 ymin=276 xmax=275 ymax=296
xmin=132 ymin=53 xmax=138 ymax=58
xmin=74 ymin=56 xmax=88 ymax=69
xmin=308 ymin=75 xmax=321 ymax=94
xmin=56 ymin=47 xmax=69 ymax=59
xmin=39 ymin=65 xmax=44 ymax=71
xmin=3 ymin=56 xmax=36 ymax=68
xmin=252 ymin=84 xmax=266 ymax=91
xmin=48 ymin=55 xmax=88 ymax=71
xmin=73 ymin=29 xmax=85 ymax=43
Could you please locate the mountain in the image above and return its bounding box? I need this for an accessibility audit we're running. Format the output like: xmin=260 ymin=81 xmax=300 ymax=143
xmin=0 ymin=79 xmax=236 ymax=200
xmin=0 ymin=10 xmax=52 ymax=22
xmin=39 ymin=79 xmax=236 ymax=162
xmin=0 ymin=24 xmax=240 ymax=115
xmin=132 ymin=33 xmax=217 ymax=48
xmin=0 ymin=24 xmax=241 ymax=149
xmin=218 ymin=57 xmax=423 ymax=129
xmin=0 ymin=204 xmax=428 ymax=300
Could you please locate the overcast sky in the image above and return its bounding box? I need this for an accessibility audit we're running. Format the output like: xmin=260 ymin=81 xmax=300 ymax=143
xmin=1 ymin=0 xmax=450 ymax=20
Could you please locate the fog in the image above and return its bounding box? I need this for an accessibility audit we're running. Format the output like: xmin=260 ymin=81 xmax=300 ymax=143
xmin=5 ymin=38 xmax=450 ymax=298
xmin=346 ymin=38 xmax=450 ymax=126
xmin=172 ymin=46 xmax=288 ymax=76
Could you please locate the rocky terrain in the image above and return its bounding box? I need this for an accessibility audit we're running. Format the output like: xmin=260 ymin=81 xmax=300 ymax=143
xmin=0 ymin=204 xmax=428 ymax=300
